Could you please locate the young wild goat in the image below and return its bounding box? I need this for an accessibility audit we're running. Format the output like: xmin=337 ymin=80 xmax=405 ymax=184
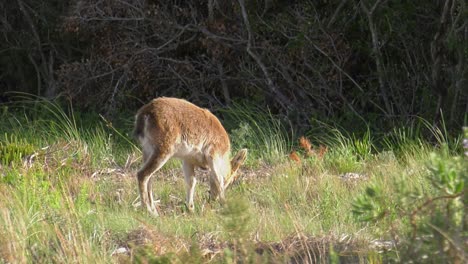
xmin=133 ymin=97 xmax=248 ymax=216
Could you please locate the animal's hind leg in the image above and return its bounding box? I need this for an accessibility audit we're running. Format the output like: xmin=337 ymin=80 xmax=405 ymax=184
xmin=147 ymin=177 xmax=156 ymax=212
xmin=137 ymin=151 xmax=171 ymax=216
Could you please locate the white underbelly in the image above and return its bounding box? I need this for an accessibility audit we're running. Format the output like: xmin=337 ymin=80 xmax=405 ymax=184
xmin=173 ymin=141 xmax=208 ymax=167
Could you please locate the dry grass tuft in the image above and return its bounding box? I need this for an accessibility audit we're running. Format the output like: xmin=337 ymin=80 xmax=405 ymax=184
xmin=255 ymin=233 xmax=373 ymax=263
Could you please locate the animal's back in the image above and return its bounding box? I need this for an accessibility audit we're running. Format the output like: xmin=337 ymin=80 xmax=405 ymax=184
xmin=135 ymin=97 xmax=230 ymax=157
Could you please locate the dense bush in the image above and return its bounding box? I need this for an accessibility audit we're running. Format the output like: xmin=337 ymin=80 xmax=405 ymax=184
xmin=1 ymin=0 xmax=466 ymax=131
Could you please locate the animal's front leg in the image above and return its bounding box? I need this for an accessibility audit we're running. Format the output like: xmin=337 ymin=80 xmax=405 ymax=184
xmin=183 ymin=161 xmax=197 ymax=212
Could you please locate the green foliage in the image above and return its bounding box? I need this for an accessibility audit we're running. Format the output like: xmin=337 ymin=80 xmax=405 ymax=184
xmin=351 ymin=129 xmax=373 ymax=160
xmin=382 ymin=125 xmax=427 ymax=160
xmin=133 ymin=247 xmax=175 ymax=264
xmin=352 ymin=185 xmax=389 ymax=223
xmin=318 ymin=128 xmax=374 ymax=173
xmin=0 ymin=133 xmax=35 ymax=167
xmin=219 ymin=195 xmax=256 ymax=263
xmin=428 ymin=153 xmax=465 ymax=195
xmin=352 ymin=128 xmax=467 ymax=262
xmin=464 ymin=126 xmax=468 ymax=157
xmin=220 ymin=195 xmax=252 ymax=240
xmin=223 ymin=102 xmax=291 ymax=163
xmin=403 ymin=151 xmax=466 ymax=262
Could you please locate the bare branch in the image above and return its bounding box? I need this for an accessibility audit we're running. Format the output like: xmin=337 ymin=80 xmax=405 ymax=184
xmin=237 ymin=0 xmax=292 ymax=110
xmin=328 ymin=0 xmax=348 ymax=28
xmin=360 ymin=0 xmax=392 ymax=116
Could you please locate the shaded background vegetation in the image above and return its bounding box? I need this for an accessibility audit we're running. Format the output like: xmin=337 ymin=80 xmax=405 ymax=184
xmin=1 ymin=0 xmax=466 ymax=132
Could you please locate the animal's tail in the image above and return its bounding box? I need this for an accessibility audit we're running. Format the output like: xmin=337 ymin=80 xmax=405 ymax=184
xmin=133 ymin=113 xmax=147 ymax=139
xmin=224 ymin=148 xmax=248 ymax=189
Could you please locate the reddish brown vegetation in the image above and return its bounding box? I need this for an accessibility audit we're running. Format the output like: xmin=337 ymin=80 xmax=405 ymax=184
xmin=290 ymin=136 xmax=328 ymax=163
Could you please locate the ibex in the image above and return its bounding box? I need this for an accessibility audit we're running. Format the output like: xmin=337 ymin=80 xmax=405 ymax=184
xmin=133 ymin=97 xmax=248 ymax=216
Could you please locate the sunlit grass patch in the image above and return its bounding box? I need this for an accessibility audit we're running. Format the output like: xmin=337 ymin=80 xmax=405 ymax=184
xmin=0 ymin=97 xmax=464 ymax=263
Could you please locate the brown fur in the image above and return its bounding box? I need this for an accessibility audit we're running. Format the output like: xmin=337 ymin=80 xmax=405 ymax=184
xmin=134 ymin=97 xmax=247 ymax=216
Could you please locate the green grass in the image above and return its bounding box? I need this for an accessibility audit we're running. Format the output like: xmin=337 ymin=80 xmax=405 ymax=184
xmin=222 ymin=102 xmax=292 ymax=164
xmin=0 ymin=99 xmax=465 ymax=263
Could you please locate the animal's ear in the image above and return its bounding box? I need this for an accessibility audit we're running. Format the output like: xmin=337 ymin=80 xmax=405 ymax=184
xmin=225 ymin=149 xmax=248 ymax=189
xmin=232 ymin=149 xmax=248 ymax=167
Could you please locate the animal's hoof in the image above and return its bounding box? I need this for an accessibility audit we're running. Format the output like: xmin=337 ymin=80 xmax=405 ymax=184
xmin=186 ymin=203 xmax=195 ymax=213
xmin=148 ymin=209 xmax=159 ymax=217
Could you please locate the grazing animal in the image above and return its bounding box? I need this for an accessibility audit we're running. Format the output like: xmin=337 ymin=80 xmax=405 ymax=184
xmin=133 ymin=97 xmax=247 ymax=216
